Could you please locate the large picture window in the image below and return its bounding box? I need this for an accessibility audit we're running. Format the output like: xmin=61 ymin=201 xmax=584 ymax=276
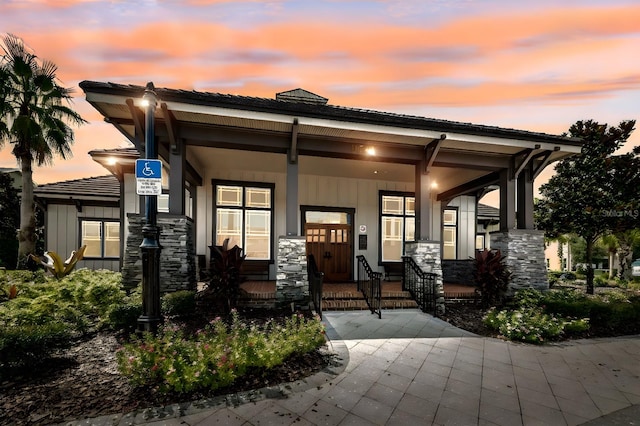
xmin=80 ymin=219 xmax=120 ymax=258
xmin=213 ymin=181 xmax=274 ymax=260
xmin=380 ymin=192 xmax=415 ymax=262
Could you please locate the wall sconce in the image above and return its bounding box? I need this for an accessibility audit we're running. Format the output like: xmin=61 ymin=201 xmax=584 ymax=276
xmin=431 ymin=181 xmax=438 ymax=189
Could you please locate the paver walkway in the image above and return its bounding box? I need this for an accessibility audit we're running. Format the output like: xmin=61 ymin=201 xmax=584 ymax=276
xmin=65 ymin=310 xmax=640 ymax=425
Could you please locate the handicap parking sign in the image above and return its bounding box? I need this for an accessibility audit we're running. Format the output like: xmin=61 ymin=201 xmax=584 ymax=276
xmin=136 ymin=159 xmax=162 ymax=179
xmin=135 ymin=159 xmax=162 ymax=195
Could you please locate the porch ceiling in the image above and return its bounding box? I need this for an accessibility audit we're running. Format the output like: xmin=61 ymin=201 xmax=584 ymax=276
xmin=188 ymin=147 xmax=487 ymax=192
xmin=81 ymin=81 xmax=583 ymax=196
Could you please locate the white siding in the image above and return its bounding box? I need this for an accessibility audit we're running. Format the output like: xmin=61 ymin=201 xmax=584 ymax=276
xmin=446 ymin=196 xmax=477 ymax=260
xmin=44 ymin=203 xmax=120 ymax=271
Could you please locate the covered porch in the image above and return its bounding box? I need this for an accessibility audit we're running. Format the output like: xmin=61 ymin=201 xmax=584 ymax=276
xmin=80 ymin=81 xmax=583 ymax=311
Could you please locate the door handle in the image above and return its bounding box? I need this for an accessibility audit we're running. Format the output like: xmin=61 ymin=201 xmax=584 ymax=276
xmin=324 ymin=251 xmax=332 ymax=259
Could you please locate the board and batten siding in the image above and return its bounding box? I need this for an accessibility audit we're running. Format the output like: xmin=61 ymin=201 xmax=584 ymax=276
xmin=44 ymin=204 xmax=120 ymax=271
xmin=445 ymin=195 xmax=477 ymax=260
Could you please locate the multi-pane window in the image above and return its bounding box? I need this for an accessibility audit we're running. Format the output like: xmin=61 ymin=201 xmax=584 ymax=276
xmin=214 ymin=182 xmax=273 ymax=260
xmin=380 ymin=192 xmax=415 ymax=262
xmin=81 ymin=220 xmax=120 ymax=258
xmin=443 ymin=209 xmax=457 ymax=259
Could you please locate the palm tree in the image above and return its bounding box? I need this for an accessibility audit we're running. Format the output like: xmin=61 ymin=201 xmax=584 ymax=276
xmin=600 ymin=234 xmax=619 ymax=279
xmin=0 ymin=34 xmax=86 ymax=268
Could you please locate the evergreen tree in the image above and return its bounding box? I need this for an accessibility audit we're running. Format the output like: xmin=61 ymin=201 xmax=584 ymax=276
xmin=536 ymin=120 xmax=638 ymax=294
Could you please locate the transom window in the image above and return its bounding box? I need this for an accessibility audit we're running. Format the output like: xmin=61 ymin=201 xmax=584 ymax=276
xmin=80 ymin=219 xmax=120 ymax=258
xmin=380 ymin=192 xmax=415 ymax=262
xmin=213 ymin=181 xmax=274 ymax=260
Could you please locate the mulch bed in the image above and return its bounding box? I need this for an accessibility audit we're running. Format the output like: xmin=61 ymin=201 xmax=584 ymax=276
xmin=0 ymin=308 xmax=334 ymax=426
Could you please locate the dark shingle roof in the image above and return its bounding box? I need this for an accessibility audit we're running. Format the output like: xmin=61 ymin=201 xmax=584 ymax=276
xmin=34 ymin=175 xmax=119 ymax=198
xmin=79 ymin=81 xmax=581 ymax=146
xmin=478 ymin=203 xmax=499 ymax=218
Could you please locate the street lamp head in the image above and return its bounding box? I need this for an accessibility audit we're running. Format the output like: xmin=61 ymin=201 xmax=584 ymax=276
xmin=141 ymin=81 xmax=157 ymax=108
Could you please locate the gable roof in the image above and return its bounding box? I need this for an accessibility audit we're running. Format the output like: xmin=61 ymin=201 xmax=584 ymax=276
xmin=34 ymin=175 xmax=120 ymax=200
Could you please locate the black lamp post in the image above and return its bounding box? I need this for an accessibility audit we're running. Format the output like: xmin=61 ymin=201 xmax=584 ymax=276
xmin=137 ymin=82 xmax=162 ymax=333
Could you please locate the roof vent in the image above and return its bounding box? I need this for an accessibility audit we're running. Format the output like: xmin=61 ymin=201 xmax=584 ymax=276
xmin=276 ymin=88 xmax=328 ymax=105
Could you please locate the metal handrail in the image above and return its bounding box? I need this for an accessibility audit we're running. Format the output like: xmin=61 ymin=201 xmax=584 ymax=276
xmin=402 ymin=256 xmax=437 ymax=315
xmin=307 ymin=254 xmax=324 ymax=319
xmin=356 ymin=255 xmax=382 ymax=319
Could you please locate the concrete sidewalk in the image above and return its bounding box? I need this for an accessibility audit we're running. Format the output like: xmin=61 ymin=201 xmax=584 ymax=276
xmin=65 ymin=310 xmax=640 ymax=425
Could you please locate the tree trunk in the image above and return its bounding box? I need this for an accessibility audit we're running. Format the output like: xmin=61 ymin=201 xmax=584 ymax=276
xmin=16 ymin=156 xmax=37 ymax=269
xmin=585 ymin=238 xmax=595 ymax=295
xmin=617 ymin=244 xmax=633 ymax=280
xmin=608 ymin=251 xmax=615 ymax=279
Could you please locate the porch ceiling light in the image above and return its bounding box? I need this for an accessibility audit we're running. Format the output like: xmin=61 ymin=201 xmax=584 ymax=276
xmin=106 ymin=157 xmax=117 ymax=166
xmin=365 ymin=146 xmax=376 ymax=156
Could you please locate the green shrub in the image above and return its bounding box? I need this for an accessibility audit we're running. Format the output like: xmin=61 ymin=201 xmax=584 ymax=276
xmin=512 ymin=288 xmax=545 ymax=308
xmin=117 ymin=311 xmax=326 ymax=393
xmin=0 ymin=322 xmax=71 ymax=375
xmin=103 ymin=286 xmax=142 ymax=331
xmin=162 ymin=290 xmax=196 ymax=318
xmin=594 ymin=275 xmax=609 ymax=287
xmin=104 ymin=302 xmax=142 ymax=332
xmin=483 ymin=305 xmax=590 ymax=344
xmin=0 ymin=269 xmax=126 ymax=333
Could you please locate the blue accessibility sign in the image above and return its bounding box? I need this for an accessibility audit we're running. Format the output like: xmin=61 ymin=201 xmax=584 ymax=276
xmin=135 ymin=159 xmax=162 ymax=179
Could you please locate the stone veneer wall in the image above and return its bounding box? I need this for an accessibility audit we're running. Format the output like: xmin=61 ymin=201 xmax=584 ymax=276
xmin=441 ymin=259 xmax=475 ymax=286
xmin=276 ymin=236 xmax=308 ymax=306
xmin=490 ymin=229 xmax=548 ymax=292
xmin=122 ymin=213 xmax=196 ymax=293
xmin=404 ymin=240 xmax=446 ymax=315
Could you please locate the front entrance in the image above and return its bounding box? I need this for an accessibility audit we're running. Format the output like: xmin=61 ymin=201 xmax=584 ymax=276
xmin=304 ymin=223 xmax=352 ymax=282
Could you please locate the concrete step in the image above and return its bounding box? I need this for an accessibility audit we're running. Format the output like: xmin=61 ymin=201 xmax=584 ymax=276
xmin=322 ymin=298 xmax=418 ymax=311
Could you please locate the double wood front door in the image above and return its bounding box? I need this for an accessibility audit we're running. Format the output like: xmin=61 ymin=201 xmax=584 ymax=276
xmin=304 ymin=223 xmax=352 ymax=282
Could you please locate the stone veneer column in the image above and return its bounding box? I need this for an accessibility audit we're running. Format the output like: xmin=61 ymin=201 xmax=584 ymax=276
xmin=276 ymin=236 xmax=308 ymax=306
xmin=122 ymin=213 xmax=196 ymax=293
xmin=490 ymin=229 xmax=548 ymax=292
xmin=404 ymin=240 xmax=446 ymax=315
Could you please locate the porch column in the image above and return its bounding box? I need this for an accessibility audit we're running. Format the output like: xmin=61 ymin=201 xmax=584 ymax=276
xmin=169 ymin=138 xmax=185 ymax=215
xmin=499 ymin=168 xmax=516 ymax=230
xmin=516 ymin=167 xmax=534 ymax=229
xmin=286 ymin=149 xmax=299 ymax=236
xmin=415 ymin=159 xmax=432 ymax=240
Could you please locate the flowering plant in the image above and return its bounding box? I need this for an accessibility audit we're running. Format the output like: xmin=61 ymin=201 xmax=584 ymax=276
xmin=116 ymin=311 xmax=326 ymax=393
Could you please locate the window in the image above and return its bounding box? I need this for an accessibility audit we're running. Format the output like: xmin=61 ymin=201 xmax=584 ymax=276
xmin=380 ymin=192 xmax=415 ymax=262
xmin=475 ymin=235 xmax=485 ymax=251
xmin=214 ymin=181 xmax=274 ymax=260
xmin=443 ymin=208 xmax=457 ymax=259
xmin=80 ymin=219 xmax=120 ymax=258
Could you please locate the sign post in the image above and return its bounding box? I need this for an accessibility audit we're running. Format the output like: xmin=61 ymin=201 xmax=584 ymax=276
xmin=136 ymin=82 xmax=163 ymax=334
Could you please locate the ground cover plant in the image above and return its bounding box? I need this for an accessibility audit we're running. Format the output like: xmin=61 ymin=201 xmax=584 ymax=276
xmin=481 ymin=287 xmax=640 ymax=343
xmin=117 ymin=310 xmax=326 ymax=393
xmin=0 ymin=268 xmax=126 ymax=375
xmin=0 ymin=269 xmax=331 ymax=425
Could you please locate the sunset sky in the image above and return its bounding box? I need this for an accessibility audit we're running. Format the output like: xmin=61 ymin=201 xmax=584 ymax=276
xmin=1 ymin=0 xmax=639 ymax=205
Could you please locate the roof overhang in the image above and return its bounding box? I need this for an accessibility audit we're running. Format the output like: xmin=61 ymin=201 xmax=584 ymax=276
xmin=80 ymin=81 xmax=582 ymax=195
